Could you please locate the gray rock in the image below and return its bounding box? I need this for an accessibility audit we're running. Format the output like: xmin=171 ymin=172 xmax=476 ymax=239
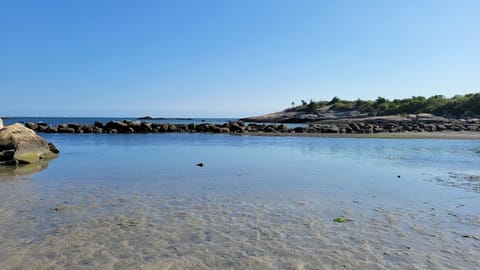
xmin=58 ymin=127 xmax=75 ymax=133
xmin=300 ymin=114 xmax=319 ymax=121
xmin=417 ymin=113 xmax=434 ymax=119
xmin=277 ymin=124 xmax=290 ymax=132
xmin=436 ymin=124 xmax=446 ymax=131
xmin=25 ymin=122 xmax=38 ymax=130
xmin=0 ymin=123 xmax=59 ymax=165
xmin=94 ymin=121 xmax=104 ymax=128
xmin=294 ymin=127 xmax=306 ymax=133
xmin=322 ymin=125 xmax=339 ymax=133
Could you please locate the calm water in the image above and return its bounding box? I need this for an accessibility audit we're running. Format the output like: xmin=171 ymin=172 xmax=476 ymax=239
xmin=1 ymin=134 xmax=479 ymax=269
xmin=2 ymin=117 xmax=306 ymax=128
xmin=2 ymin=117 xmax=237 ymax=126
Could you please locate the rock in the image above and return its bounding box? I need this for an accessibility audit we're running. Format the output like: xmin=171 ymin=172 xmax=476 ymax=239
xmin=58 ymin=127 xmax=75 ymax=133
xmin=105 ymin=121 xmax=129 ymax=133
xmin=141 ymin=122 xmax=153 ymax=132
xmin=300 ymin=114 xmax=319 ymax=121
xmin=321 ymin=125 xmax=339 ymax=133
xmin=212 ymin=126 xmax=229 ymax=133
xmin=48 ymin=142 xmax=59 ymax=154
xmin=305 ymin=127 xmax=317 ymax=133
xmin=436 ymin=124 xmax=446 ymax=131
xmin=25 ymin=122 xmax=38 ymax=130
xmin=264 ymin=126 xmax=277 ymax=133
xmin=137 ymin=115 xmax=154 ymax=120
xmin=294 ymin=127 xmax=306 ymax=133
xmin=187 ymin=123 xmax=196 ymax=131
xmin=277 ymin=124 xmax=290 ymax=132
xmin=94 ymin=121 xmax=104 ymax=129
xmin=93 ymin=127 xmax=103 ymax=134
xmin=229 ymin=123 xmax=245 ymax=133
xmin=466 ymin=125 xmax=478 ymax=131
xmin=0 ymin=123 xmax=59 ymax=165
xmin=68 ymin=123 xmax=81 ymax=131
xmin=348 ymin=123 xmax=361 ymax=132
xmin=417 ymin=113 xmax=434 ymax=119
xmin=46 ymin=126 xmax=58 ymax=133
xmin=36 ymin=124 xmax=49 ymax=133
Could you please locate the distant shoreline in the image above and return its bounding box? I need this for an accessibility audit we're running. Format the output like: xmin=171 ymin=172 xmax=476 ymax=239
xmin=240 ymin=131 xmax=480 ymax=140
xmin=10 ymin=118 xmax=480 ymax=140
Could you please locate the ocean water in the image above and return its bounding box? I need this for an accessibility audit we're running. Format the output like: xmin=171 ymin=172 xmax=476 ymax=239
xmin=1 ymin=133 xmax=480 ymax=269
xmin=2 ymin=117 xmax=238 ymax=126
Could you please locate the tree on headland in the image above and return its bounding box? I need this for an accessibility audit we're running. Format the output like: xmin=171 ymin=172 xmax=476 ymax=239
xmin=327 ymin=96 xmax=341 ymax=105
xmin=294 ymin=93 xmax=480 ymax=117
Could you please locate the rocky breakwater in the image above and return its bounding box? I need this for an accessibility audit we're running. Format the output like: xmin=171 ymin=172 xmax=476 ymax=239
xmin=0 ymin=123 xmax=59 ymax=166
xmin=22 ymin=117 xmax=480 ymax=136
xmin=24 ymin=120 xmax=292 ymax=135
xmin=325 ymin=117 xmax=480 ymax=134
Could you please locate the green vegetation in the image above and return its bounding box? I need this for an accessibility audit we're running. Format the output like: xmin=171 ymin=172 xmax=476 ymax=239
xmin=293 ymin=93 xmax=480 ymax=117
xmin=333 ymin=217 xmax=352 ymax=223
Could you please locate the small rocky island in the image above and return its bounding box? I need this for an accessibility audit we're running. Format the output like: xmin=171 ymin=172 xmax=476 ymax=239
xmin=0 ymin=119 xmax=59 ymax=166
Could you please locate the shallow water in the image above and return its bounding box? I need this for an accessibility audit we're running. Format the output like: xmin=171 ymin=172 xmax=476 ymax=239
xmin=1 ymin=134 xmax=479 ymax=269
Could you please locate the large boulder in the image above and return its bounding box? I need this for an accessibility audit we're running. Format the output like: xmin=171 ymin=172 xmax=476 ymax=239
xmin=0 ymin=123 xmax=59 ymax=165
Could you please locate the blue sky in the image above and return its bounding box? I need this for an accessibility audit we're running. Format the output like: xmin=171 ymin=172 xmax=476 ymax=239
xmin=1 ymin=0 xmax=479 ymax=117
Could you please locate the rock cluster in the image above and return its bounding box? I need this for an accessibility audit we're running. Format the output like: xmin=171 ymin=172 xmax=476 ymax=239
xmin=311 ymin=118 xmax=480 ymax=134
xmin=22 ymin=118 xmax=480 ymax=135
xmin=25 ymin=120 xmax=249 ymax=134
xmin=0 ymin=124 xmax=59 ymax=165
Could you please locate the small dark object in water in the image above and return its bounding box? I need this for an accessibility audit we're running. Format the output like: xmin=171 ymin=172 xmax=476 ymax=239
xmin=397 ymin=175 xmax=401 ymax=178
xmin=196 ymin=163 xmax=204 ymax=167
xmin=54 ymin=208 xmax=58 ymax=211
xmin=462 ymin=235 xmax=470 ymax=238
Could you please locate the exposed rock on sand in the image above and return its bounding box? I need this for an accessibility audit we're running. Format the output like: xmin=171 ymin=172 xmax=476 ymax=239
xmin=0 ymin=123 xmax=59 ymax=165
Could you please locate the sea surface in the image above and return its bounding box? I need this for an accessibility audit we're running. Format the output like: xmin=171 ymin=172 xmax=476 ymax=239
xmin=1 ymin=133 xmax=479 ymax=269
xmin=2 ymin=117 xmax=238 ymax=126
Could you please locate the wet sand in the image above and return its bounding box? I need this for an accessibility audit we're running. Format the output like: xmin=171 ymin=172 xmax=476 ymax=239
xmin=1 ymin=182 xmax=479 ymax=270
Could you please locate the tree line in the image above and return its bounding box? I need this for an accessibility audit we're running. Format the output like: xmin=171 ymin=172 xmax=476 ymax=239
xmin=291 ymin=93 xmax=480 ymax=117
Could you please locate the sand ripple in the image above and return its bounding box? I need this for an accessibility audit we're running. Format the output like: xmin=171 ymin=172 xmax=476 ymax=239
xmin=0 ymin=182 xmax=479 ymax=270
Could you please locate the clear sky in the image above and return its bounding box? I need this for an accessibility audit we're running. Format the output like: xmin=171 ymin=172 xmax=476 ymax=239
xmin=1 ymin=0 xmax=479 ymax=117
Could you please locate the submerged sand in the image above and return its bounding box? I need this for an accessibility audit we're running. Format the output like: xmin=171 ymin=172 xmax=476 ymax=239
xmin=0 ymin=181 xmax=479 ymax=270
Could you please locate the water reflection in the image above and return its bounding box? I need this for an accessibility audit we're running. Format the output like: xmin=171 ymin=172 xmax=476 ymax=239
xmin=0 ymin=161 xmax=51 ymax=178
